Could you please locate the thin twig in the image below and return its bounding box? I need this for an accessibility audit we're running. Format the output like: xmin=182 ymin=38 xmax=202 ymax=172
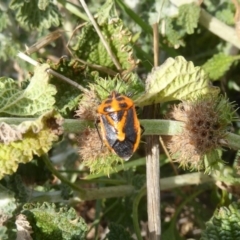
xmin=74 ymin=57 xmax=118 ymax=76
xmin=159 ymin=137 xmax=178 ymax=175
xmin=24 ymin=29 xmax=63 ymax=55
xmin=144 ymin=23 xmax=161 ymax=240
xmin=78 ymin=0 xmax=122 ymax=70
xmin=67 ymin=24 xmax=119 ymax=75
xmin=17 ymin=52 xmax=39 ymax=66
xmin=66 ymin=23 xmax=87 ymax=56
xmin=153 ymin=24 xmax=159 ymax=68
xmin=46 ymin=68 xmax=89 ymax=93
xmin=17 ymin=52 xmax=89 ymax=93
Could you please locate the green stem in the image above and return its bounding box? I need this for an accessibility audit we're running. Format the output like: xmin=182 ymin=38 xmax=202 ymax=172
xmin=42 ymin=154 xmax=86 ymax=196
xmin=167 ymin=188 xmax=205 ymax=237
xmin=74 ymin=185 xmax=135 ymax=201
xmin=57 ymin=0 xmax=88 ymax=21
xmin=1 ymin=118 xmax=240 ymax=149
xmin=29 ymin=172 xmax=214 ymax=202
xmin=132 ymin=186 xmax=146 ymax=240
xmin=0 ymin=118 xmax=183 ymax=135
xmin=160 ymin=172 xmax=213 ymax=190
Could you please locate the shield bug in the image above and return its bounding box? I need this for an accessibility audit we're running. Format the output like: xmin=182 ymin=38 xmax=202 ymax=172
xmin=96 ymin=91 xmax=142 ymax=160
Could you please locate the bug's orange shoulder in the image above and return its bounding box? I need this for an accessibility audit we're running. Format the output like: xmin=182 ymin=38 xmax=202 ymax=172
xmin=97 ymin=91 xmax=134 ymax=114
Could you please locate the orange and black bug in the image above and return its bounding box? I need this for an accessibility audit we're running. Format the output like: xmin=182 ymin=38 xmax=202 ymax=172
xmin=96 ymin=91 xmax=142 ymax=160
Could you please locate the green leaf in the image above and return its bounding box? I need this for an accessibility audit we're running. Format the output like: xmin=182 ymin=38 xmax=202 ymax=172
xmin=202 ymin=53 xmax=240 ymax=81
xmin=38 ymin=0 xmax=50 ymax=10
xmin=97 ymin=0 xmax=115 ymax=25
xmin=115 ymin=0 xmax=152 ymax=35
xmin=0 ymin=64 xmax=56 ymax=116
xmin=0 ymin=110 xmax=63 ymax=179
xmin=215 ymin=8 xmax=235 ymax=25
xmin=177 ymin=3 xmax=200 ymax=34
xmin=201 ymin=202 xmax=240 ymax=240
xmin=48 ymin=58 xmax=89 ymax=117
xmin=22 ymin=202 xmax=87 ymax=240
xmin=71 ymin=18 xmax=138 ymax=71
xmin=0 ymin=35 xmax=20 ymax=61
xmin=135 ymin=56 xmax=219 ymax=107
xmin=10 ymin=0 xmax=61 ymax=30
xmin=0 ymin=10 xmax=9 ymax=31
xmin=164 ymin=17 xmax=185 ymax=47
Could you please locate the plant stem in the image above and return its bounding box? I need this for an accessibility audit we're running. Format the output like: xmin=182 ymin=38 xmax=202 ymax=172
xmin=73 ymin=185 xmax=135 ymax=201
xmin=132 ymin=186 xmax=146 ymax=240
xmin=143 ymin=23 xmax=161 ymax=240
xmin=17 ymin=52 xmax=89 ymax=93
xmin=58 ymin=0 xmax=88 ymax=21
xmin=160 ymin=172 xmax=213 ymax=190
xmin=29 ymin=172 xmax=214 ymax=202
xmin=2 ymin=118 xmax=240 ymax=150
xmin=42 ymin=154 xmax=86 ymax=196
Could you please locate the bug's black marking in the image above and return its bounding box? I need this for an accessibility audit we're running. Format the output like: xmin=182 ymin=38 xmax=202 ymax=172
xmin=116 ymin=96 xmax=125 ymax=101
xmin=123 ymin=108 xmax=137 ymax=143
xmin=100 ymin=108 xmax=138 ymax=160
xmin=114 ymin=92 xmax=121 ymax=97
xmin=105 ymin=99 xmax=112 ymax=104
xmin=101 ymin=115 xmax=117 ymax=146
xmin=112 ymin=139 xmax=134 ymax=160
xmin=119 ymin=102 xmax=128 ymax=108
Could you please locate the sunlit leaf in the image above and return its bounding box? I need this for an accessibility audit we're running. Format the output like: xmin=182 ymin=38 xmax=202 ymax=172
xmin=202 ymin=53 xmax=240 ymax=81
xmin=201 ymin=202 xmax=240 ymax=240
xmin=0 ymin=110 xmax=63 ymax=179
xmin=135 ymin=56 xmax=219 ymax=107
xmin=10 ymin=0 xmax=61 ymax=30
xmin=178 ymin=3 xmax=200 ymax=34
xmin=0 ymin=64 xmax=56 ymax=116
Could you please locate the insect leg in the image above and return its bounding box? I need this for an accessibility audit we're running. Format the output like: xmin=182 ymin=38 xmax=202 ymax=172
xmin=95 ymin=118 xmax=104 ymax=149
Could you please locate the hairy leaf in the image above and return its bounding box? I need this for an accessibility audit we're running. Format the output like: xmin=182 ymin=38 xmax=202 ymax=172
xmin=135 ymin=56 xmax=219 ymax=107
xmin=177 ymin=3 xmax=200 ymax=34
xmin=22 ymin=202 xmax=87 ymax=240
xmin=0 ymin=64 xmax=56 ymax=116
xmin=202 ymin=53 xmax=240 ymax=81
xmin=38 ymin=0 xmax=50 ymax=11
xmin=0 ymin=110 xmax=63 ymax=179
xmin=201 ymin=202 xmax=240 ymax=240
xmin=48 ymin=58 xmax=89 ymax=117
xmin=164 ymin=17 xmax=185 ymax=47
xmin=71 ymin=18 xmax=138 ymax=72
xmin=10 ymin=0 xmax=61 ymax=30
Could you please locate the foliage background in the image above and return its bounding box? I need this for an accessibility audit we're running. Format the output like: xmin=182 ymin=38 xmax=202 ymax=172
xmin=1 ymin=0 xmax=240 ymax=239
